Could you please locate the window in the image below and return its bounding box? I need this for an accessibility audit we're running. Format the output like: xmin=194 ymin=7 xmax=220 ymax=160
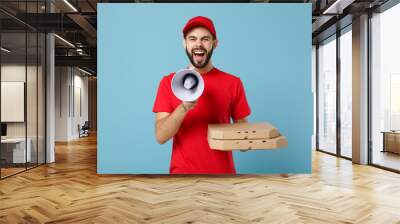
xmin=339 ymin=27 xmax=352 ymax=158
xmin=371 ymin=3 xmax=400 ymax=171
xmin=317 ymin=35 xmax=337 ymax=154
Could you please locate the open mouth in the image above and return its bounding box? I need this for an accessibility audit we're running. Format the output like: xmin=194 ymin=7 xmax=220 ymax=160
xmin=192 ymin=49 xmax=206 ymax=63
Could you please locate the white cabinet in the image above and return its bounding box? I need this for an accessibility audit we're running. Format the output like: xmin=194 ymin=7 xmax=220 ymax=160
xmin=1 ymin=138 xmax=32 ymax=163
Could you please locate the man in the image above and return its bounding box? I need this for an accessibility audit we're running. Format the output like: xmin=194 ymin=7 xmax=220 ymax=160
xmin=152 ymin=16 xmax=251 ymax=174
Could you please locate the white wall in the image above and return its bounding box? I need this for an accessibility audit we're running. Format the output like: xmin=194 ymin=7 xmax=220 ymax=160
xmin=55 ymin=67 xmax=89 ymax=141
xmin=1 ymin=65 xmax=26 ymax=134
xmin=55 ymin=66 xmax=69 ymax=141
xmin=72 ymin=73 xmax=89 ymax=138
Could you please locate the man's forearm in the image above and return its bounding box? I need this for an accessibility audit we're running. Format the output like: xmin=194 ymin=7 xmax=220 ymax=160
xmin=156 ymin=104 xmax=189 ymax=144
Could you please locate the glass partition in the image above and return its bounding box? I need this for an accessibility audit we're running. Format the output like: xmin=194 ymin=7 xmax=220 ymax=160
xmin=317 ymin=35 xmax=337 ymax=155
xmin=1 ymin=31 xmax=28 ymax=177
xmin=0 ymin=1 xmax=46 ymax=179
xmin=371 ymin=4 xmax=400 ymax=171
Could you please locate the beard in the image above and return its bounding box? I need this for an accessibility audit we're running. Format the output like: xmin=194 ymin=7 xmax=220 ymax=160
xmin=185 ymin=46 xmax=214 ymax=69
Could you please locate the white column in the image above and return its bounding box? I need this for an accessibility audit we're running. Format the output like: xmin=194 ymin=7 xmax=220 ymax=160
xmin=46 ymin=1 xmax=55 ymax=163
xmin=46 ymin=33 xmax=55 ymax=163
xmin=352 ymin=14 xmax=369 ymax=164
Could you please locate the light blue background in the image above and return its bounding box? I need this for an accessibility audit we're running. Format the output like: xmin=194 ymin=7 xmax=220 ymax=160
xmin=98 ymin=3 xmax=312 ymax=174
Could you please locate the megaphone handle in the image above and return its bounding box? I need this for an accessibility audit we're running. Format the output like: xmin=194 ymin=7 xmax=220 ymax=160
xmin=181 ymin=101 xmax=197 ymax=112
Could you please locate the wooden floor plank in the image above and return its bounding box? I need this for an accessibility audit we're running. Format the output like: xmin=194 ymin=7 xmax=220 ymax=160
xmin=0 ymin=134 xmax=399 ymax=223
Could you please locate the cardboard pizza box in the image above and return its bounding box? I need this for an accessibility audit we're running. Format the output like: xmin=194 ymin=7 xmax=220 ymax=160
xmin=208 ymin=135 xmax=288 ymax=151
xmin=208 ymin=122 xmax=280 ymax=140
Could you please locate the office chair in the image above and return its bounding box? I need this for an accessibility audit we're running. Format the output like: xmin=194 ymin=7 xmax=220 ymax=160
xmin=79 ymin=121 xmax=90 ymax=138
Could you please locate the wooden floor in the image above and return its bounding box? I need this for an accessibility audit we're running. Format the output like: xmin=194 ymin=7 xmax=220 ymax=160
xmin=0 ymin=167 xmax=26 ymax=178
xmin=1 ymin=135 xmax=400 ymax=224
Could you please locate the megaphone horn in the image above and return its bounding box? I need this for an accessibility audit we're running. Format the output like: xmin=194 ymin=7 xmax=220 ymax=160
xmin=171 ymin=69 xmax=204 ymax=102
xmin=182 ymin=73 xmax=198 ymax=90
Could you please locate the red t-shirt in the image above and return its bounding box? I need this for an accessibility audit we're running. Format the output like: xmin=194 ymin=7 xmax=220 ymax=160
xmin=152 ymin=67 xmax=251 ymax=174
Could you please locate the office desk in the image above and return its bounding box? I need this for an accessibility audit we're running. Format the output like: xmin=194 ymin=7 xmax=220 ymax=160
xmin=1 ymin=138 xmax=32 ymax=163
xmin=381 ymin=131 xmax=400 ymax=154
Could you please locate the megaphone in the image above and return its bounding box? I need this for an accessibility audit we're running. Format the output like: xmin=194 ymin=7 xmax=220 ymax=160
xmin=171 ymin=69 xmax=204 ymax=102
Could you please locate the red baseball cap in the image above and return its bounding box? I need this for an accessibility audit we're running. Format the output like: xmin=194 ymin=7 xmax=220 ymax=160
xmin=182 ymin=16 xmax=217 ymax=39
